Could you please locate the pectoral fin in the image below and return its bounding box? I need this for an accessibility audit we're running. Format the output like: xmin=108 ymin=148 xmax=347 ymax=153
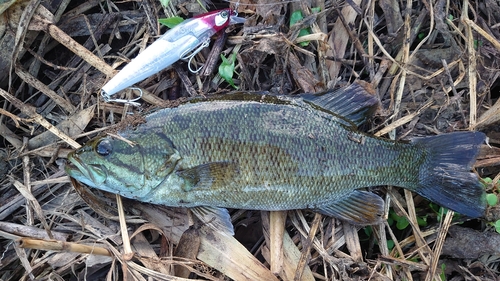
xmin=316 ymin=190 xmax=384 ymax=225
xmin=176 ymin=162 xmax=239 ymax=191
xmin=191 ymin=206 xmax=234 ymax=236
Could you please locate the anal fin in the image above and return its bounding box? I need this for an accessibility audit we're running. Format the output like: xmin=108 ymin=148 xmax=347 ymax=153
xmin=315 ymin=190 xmax=384 ymax=225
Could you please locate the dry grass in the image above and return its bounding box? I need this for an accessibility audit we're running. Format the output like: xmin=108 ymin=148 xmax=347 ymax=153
xmin=1 ymin=0 xmax=500 ymax=280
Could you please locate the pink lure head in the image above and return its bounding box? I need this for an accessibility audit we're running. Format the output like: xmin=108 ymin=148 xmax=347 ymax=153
xmin=195 ymin=9 xmax=245 ymax=33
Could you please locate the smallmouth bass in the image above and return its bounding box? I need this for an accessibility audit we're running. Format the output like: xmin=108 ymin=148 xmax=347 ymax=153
xmin=66 ymin=83 xmax=486 ymax=234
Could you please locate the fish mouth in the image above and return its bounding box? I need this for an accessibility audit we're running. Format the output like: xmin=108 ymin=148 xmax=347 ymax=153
xmin=65 ymin=152 xmax=107 ymax=186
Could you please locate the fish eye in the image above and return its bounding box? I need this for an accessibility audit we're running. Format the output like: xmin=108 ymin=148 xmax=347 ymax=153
xmin=220 ymin=10 xmax=229 ymax=18
xmin=95 ymin=139 xmax=113 ymax=156
xmin=215 ymin=10 xmax=229 ymax=26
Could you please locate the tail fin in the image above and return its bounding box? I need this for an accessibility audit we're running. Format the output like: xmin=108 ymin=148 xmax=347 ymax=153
xmin=412 ymin=131 xmax=486 ymax=218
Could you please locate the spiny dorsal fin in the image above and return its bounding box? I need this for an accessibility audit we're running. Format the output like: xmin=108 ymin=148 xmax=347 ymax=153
xmin=315 ymin=190 xmax=384 ymax=225
xmin=301 ymin=81 xmax=379 ymax=126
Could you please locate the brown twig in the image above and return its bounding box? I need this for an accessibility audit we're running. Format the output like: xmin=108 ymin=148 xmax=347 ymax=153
xmin=18 ymin=237 xmax=111 ymax=256
xmin=293 ymin=213 xmax=322 ymax=281
xmin=0 ymin=88 xmax=80 ymax=149
xmin=15 ymin=62 xmax=76 ymax=113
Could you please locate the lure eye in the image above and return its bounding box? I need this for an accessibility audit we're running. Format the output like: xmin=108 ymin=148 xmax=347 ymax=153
xmin=215 ymin=10 xmax=229 ymax=26
xmin=95 ymin=139 xmax=113 ymax=157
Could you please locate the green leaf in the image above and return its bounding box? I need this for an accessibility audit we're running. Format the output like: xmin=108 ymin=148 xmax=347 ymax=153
xmin=311 ymin=7 xmax=321 ymax=13
xmin=389 ymin=210 xmax=410 ymax=230
xmin=429 ymin=202 xmax=440 ymax=213
xmin=396 ymin=217 xmax=409 ymax=230
xmin=389 ymin=209 xmax=399 ymax=220
xmin=474 ymin=39 xmax=483 ymax=49
xmin=437 ymin=207 xmax=448 ymax=221
xmin=483 ymin=177 xmax=493 ymax=184
xmin=290 ymin=10 xmax=304 ymax=26
xmin=363 ymin=226 xmax=373 ymax=237
xmin=440 ymin=263 xmax=447 ymax=281
xmin=158 ymin=17 xmax=184 ymax=28
xmin=495 ymin=220 xmax=500 ymax=234
xmin=487 ymin=193 xmax=498 ymax=207
xmin=436 ymin=206 xmax=461 ymax=222
xmin=386 ymin=239 xmax=394 ymax=251
xmin=289 ymin=10 xmax=311 ymax=47
xmin=219 ymin=53 xmax=238 ymax=89
xmin=417 ymin=215 xmax=428 ymax=227
xmin=159 ymin=0 xmax=170 ymax=7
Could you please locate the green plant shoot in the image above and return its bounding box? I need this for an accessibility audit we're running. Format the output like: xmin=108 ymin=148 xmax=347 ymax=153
xmin=390 ymin=210 xmax=409 ymax=230
xmin=495 ymin=220 xmax=500 ymax=234
xmin=386 ymin=239 xmax=394 ymax=251
xmin=158 ymin=16 xmax=185 ymax=28
xmin=440 ymin=263 xmax=446 ymax=281
xmin=290 ymin=10 xmax=311 ymax=47
xmin=486 ymin=193 xmax=498 ymax=207
xmin=483 ymin=177 xmax=493 ymax=184
xmin=159 ymin=0 xmax=170 ymax=8
xmin=219 ymin=52 xmax=238 ymax=89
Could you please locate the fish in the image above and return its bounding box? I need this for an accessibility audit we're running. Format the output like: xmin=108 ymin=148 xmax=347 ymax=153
xmin=65 ymin=82 xmax=487 ymax=235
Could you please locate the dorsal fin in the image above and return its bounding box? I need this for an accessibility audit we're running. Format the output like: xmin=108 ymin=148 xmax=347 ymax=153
xmin=301 ymin=81 xmax=379 ymax=126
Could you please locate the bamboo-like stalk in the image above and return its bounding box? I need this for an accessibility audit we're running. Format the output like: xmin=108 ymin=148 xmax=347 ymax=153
xmin=18 ymin=237 xmax=111 ymax=256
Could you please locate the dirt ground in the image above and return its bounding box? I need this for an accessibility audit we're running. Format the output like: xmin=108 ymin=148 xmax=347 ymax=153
xmin=1 ymin=0 xmax=500 ymax=280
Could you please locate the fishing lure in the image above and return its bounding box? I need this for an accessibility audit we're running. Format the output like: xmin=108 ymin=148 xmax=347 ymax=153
xmin=101 ymin=9 xmax=245 ymax=105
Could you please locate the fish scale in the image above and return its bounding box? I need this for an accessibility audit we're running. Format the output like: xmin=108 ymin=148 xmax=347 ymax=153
xmin=106 ymin=100 xmax=414 ymax=207
xmin=66 ymin=83 xmax=487 ymax=233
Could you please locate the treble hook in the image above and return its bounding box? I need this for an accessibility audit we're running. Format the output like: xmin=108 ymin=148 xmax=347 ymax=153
xmin=101 ymin=88 xmax=143 ymax=107
xmin=180 ymin=39 xmax=210 ymax=74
